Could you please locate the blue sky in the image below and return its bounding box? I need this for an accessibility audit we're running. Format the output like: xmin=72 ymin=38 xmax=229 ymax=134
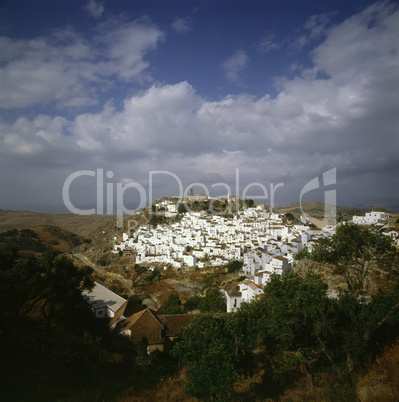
xmin=0 ymin=0 xmax=398 ymax=213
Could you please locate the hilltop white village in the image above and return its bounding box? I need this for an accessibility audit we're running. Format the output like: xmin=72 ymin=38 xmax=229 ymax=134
xmin=111 ymin=195 xmax=394 ymax=313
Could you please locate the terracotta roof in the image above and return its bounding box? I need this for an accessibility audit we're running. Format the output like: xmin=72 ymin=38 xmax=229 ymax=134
xmin=273 ymin=255 xmax=288 ymax=262
xmin=118 ymin=309 xmax=196 ymax=344
xmin=118 ymin=308 xmax=164 ymax=345
xmin=242 ymin=279 xmax=263 ymax=291
xmin=157 ymin=314 xmax=196 ymax=338
xmin=109 ymin=300 xmax=128 ymax=327
xmin=223 ymin=282 xmax=241 ymax=297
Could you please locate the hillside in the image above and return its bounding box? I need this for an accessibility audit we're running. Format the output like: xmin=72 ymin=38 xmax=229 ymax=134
xmin=0 ymin=210 xmax=113 ymax=237
xmin=1 ymin=203 xmax=399 ymax=401
xmin=0 ymin=225 xmax=89 ymax=254
xmin=280 ymin=201 xmax=371 ymax=224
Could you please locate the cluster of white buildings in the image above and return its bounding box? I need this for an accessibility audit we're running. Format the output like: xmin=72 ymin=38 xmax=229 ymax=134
xmin=113 ymin=204 xmax=340 ymax=310
xmin=352 ymin=211 xmax=390 ymax=226
xmin=113 ymin=205 xmax=333 ymax=269
xmin=222 ymin=211 xmax=396 ymax=312
xmin=112 ymin=202 xmax=397 ymax=313
xmin=219 ymin=212 xmax=338 ymax=312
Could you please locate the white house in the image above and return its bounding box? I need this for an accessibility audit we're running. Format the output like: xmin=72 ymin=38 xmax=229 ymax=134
xmin=383 ymin=230 xmax=399 ymax=245
xmin=83 ymin=282 xmax=127 ymax=328
xmin=238 ymin=280 xmax=263 ymax=302
xmin=222 ymin=279 xmax=264 ymax=313
xmin=222 ymin=282 xmax=243 ymax=313
xmin=353 ymin=212 xmax=389 ymax=225
xmin=263 ymin=256 xmax=291 ymax=276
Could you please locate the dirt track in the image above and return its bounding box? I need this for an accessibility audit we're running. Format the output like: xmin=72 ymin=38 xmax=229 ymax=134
xmin=73 ymin=253 xmax=133 ymax=289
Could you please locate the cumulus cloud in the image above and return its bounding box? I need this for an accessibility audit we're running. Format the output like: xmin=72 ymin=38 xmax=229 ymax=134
xmin=171 ymin=18 xmax=192 ymax=34
xmin=0 ymin=18 xmax=164 ymax=108
xmin=222 ymin=49 xmax=249 ymax=82
xmin=0 ymin=1 xmax=398 ymax=210
xmin=311 ymin=1 xmax=399 ymax=84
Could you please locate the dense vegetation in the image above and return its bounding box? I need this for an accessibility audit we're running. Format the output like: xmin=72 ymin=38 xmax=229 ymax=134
xmin=0 ymin=246 xmax=178 ymax=400
xmin=173 ymin=273 xmax=399 ymax=399
xmin=172 ymin=224 xmax=399 ymax=400
xmin=161 ymin=289 xmax=226 ymax=314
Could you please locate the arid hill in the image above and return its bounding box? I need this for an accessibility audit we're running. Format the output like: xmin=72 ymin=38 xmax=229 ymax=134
xmin=0 ymin=225 xmax=90 ymax=254
xmin=280 ymin=201 xmax=369 ymax=224
xmin=0 ymin=210 xmax=113 ymax=237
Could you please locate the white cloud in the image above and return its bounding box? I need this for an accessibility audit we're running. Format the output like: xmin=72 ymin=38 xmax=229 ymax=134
xmin=84 ymin=0 xmax=105 ymax=19
xmin=171 ymin=18 xmax=192 ymax=34
xmin=222 ymin=49 xmax=249 ymax=82
xmin=0 ymin=18 xmax=164 ymax=109
xmin=97 ymin=18 xmax=164 ymax=81
xmin=311 ymin=1 xmax=399 ymax=84
xmin=1 ymin=2 xmax=398 ymax=209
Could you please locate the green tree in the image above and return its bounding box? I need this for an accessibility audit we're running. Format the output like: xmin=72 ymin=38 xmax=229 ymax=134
xmin=225 ymin=301 xmax=264 ymax=375
xmin=245 ymin=198 xmax=254 ymax=208
xmin=178 ymin=203 xmax=188 ymax=214
xmin=284 ymin=212 xmax=295 ymax=223
xmin=161 ymin=293 xmax=183 ymax=314
xmin=0 ymin=246 xmax=45 ymax=331
xmin=227 ymin=260 xmax=243 ymax=273
xmin=294 ymin=245 xmax=311 ymax=261
xmin=258 ymin=271 xmax=399 ymax=376
xmin=183 ymin=295 xmax=201 ymax=313
xmin=134 ymin=264 xmax=147 ymax=275
xmin=333 ymin=285 xmax=399 ymax=373
xmin=198 ymin=289 xmax=226 ymax=313
xmin=0 ymin=247 xmax=94 ymax=337
xmin=173 ymin=314 xmax=237 ymax=400
xmin=39 ymin=250 xmax=94 ymax=335
xmin=304 ymin=223 xmax=399 ymax=295
xmin=259 ymin=271 xmax=337 ymax=387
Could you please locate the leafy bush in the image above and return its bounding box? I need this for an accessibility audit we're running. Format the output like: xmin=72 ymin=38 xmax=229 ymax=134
xmin=134 ymin=264 xmax=147 ymax=275
xmin=161 ymin=293 xmax=183 ymax=314
xmin=198 ymin=289 xmax=226 ymax=313
xmin=227 ymin=260 xmax=243 ymax=273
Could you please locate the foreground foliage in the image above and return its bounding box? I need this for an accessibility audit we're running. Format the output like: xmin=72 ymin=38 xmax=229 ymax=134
xmin=0 ymin=247 xmax=94 ymax=336
xmin=173 ymin=225 xmax=399 ymax=399
xmin=173 ymin=272 xmax=399 ymax=399
xmin=296 ymin=223 xmax=399 ymax=294
xmin=173 ymin=314 xmax=237 ymax=399
xmin=0 ymin=246 xmax=179 ymax=400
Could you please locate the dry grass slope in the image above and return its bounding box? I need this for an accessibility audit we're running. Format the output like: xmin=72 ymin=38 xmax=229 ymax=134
xmin=356 ymin=340 xmax=399 ymax=401
xmin=0 ymin=210 xmax=113 ymax=236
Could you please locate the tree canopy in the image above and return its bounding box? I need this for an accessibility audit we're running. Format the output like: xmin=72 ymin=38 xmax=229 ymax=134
xmin=197 ymin=289 xmax=226 ymax=313
xmin=0 ymin=247 xmax=94 ymax=336
xmin=297 ymin=223 xmax=399 ymax=294
xmin=161 ymin=293 xmax=183 ymax=314
xmin=259 ymin=271 xmax=337 ymax=386
xmin=173 ymin=314 xmax=237 ymax=400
